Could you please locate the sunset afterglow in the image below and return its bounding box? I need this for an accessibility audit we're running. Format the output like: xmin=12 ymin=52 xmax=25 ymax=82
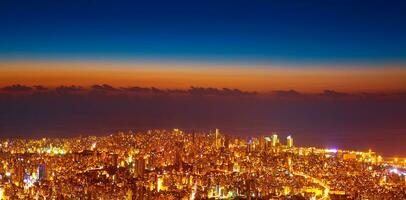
xmin=1 ymin=61 xmax=406 ymax=92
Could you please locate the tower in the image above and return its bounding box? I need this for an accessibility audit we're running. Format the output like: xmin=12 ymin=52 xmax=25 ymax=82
xmin=0 ymin=186 xmax=5 ymax=200
xmin=38 ymin=163 xmax=47 ymax=181
xmin=287 ymin=135 xmax=293 ymax=148
xmin=215 ymin=129 xmax=221 ymax=149
xmin=271 ymin=133 xmax=278 ymax=147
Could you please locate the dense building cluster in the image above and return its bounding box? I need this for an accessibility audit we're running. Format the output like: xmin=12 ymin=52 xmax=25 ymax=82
xmin=0 ymin=129 xmax=405 ymax=199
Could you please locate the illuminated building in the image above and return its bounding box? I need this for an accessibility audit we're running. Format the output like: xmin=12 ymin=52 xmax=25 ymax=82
xmin=271 ymin=133 xmax=279 ymax=147
xmin=91 ymin=142 xmax=96 ymax=151
xmin=247 ymin=138 xmax=253 ymax=153
xmin=175 ymin=146 xmax=182 ymax=171
xmin=223 ymin=134 xmax=230 ymax=149
xmin=343 ymin=153 xmax=356 ymax=160
xmin=112 ymin=154 xmax=118 ymax=167
xmin=0 ymin=186 xmax=6 ymax=200
xmin=0 ymin=129 xmax=403 ymax=199
xmin=264 ymin=136 xmax=271 ymax=151
xmin=157 ymin=175 xmax=165 ymax=192
xmin=136 ymin=158 xmax=145 ymax=177
xmin=38 ymin=164 xmax=47 ymax=181
xmin=258 ymin=136 xmax=270 ymax=152
xmin=12 ymin=161 xmax=24 ymax=186
xmin=287 ymin=135 xmax=293 ymax=148
xmin=215 ymin=128 xmax=221 ymax=149
xmin=125 ymin=189 xmax=133 ymax=200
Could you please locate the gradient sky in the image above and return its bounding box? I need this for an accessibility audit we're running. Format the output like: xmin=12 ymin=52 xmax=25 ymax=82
xmin=1 ymin=61 xmax=406 ymax=92
xmin=2 ymin=1 xmax=406 ymax=92
xmin=1 ymin=1 xmax=406 ymax=68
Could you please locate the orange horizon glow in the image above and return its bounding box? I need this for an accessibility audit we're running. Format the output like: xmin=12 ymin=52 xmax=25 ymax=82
xmin=1 ymin=60 xmax=406 ymax=93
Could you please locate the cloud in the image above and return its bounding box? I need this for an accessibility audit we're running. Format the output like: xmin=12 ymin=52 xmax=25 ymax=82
xmin=121 ymin=86 xmax=152 ymax=93
xmin=119 ymin=86 xmax=256 ymax=96
xmin=319 ymin=90 xmax=350 ymax=98
xmin=2 ymin=84 xmax=33 ymax=92
xmin=120 ymin=86 xmax=168 ymax=95
xmin=271 ymin=89 xmax=302 ymax=97
xmin=91 ymin=84 xmax=120 ymax=92
xmin=1 ymin=84 xmax=406 ymax=100
xmin=0 ymin=84 xmax=257 ymax=97
xmin=33 ymin=85 xmax=48 ymax=91
xmin=188 ymin=87 xmax=256 ymax=96
xmin=121 ymin=86 xmax=156 ymax=93
xmin=55 ymin=85 xmax=84 ymax=94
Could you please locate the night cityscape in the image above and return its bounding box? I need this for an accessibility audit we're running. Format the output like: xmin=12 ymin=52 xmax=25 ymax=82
xmin=0 ymin=129 xmax=405 ymax=199
xmin=1 ymin=0 xmax=406 ymax=199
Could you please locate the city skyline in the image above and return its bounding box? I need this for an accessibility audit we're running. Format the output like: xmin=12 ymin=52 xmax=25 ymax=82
xmin=0 ymin=129 xmax=405 ymax=199
xmin=1 ymin=0 xmax=406 ymax=157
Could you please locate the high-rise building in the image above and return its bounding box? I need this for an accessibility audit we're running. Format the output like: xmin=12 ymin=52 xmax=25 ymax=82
xmin=13 ymin=161 xmax=24 ymax=185
xmin=259 ymin=137 xmax=265 ymax=151
xmin=157 ymin=175 xmax=164 ymax=192
xmin=136 ymin=158 xmax=145 ymax=178
xmin=125 ymin=189 xmax=133 ymax=200
xmin=215 ymin=129 xmax=221 ymax=149
xmin=175 ymin=147 xmax=182 ymax=171
xmin=224 ymin=135 xmax=230 ymax=149
xmin=192 ymin=131 xmax=196 ymax=144
xmin=287 ymin=135 xmax=293 ymax=148
xmin=247 ymin=138 xmax=253 ymax=153
xmin=271 ymin=133 xmax=279 ymax=147
xmin=38 ymin=164 xmax=47 ymax=181
xmin=111 ymin=154 xmax=118 ymax=167
xmin=264 ymin=137 xmax=271 ymax=151
xmin=0 ymin=186 xmax=5 ymax=200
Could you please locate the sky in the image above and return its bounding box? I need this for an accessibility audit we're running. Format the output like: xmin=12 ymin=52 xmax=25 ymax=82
xmin=1 ymin=61 xmax=406 ymax=92
xmin=1 ymin=0 xmax=406 ymax=156
xmin=1 ymin=0 xmax=406 ymax=91
xmin=0 ymin=0 xmax=405 ymax=62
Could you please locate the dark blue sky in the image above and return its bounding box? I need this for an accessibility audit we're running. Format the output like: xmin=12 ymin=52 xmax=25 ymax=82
xmin=1 ymin=0 xmax=406 ymax=64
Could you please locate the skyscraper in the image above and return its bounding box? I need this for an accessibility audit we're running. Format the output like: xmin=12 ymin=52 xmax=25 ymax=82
xmin=0 ymin=186 xmax=4 ymax=200
xmin=38 ymin=164 xmax=47 ymax=181
xmin=215 ymin=129 xmax=221 ymax=149
xmin=271 ymin=133 xmax=279 ymax=147
xmin=136 ymin=158 xmax=145 ymax=178
xmin=287 ymin=135 xmax=293 ymax=148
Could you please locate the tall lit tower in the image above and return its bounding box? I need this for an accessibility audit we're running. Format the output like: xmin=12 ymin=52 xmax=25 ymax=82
xmin=264 ymin=137 xmax=271 ymax=151
xmin=271 ymin=133 xmax=278 ymax=147
xmin=157 ymin=175 xmax=164 ymax=192
xmin=215 ymin=129 xmax=221 ymax=149
xmin=287 ymin=135 xmax=293 ymax=148
xmin=0 ymin=186 xmax=4 ymax=200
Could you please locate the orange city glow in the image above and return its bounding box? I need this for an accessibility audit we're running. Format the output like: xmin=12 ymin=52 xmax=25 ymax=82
xmin=1 ymin=61 xmax=406 ymax=92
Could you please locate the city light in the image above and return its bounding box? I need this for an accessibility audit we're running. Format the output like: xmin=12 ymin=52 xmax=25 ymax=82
xmin=0 ymin=129 xmax=404 ymax=199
